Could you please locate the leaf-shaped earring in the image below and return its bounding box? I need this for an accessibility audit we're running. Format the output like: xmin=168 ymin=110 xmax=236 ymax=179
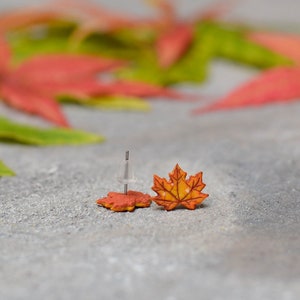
xmin=96 ymin=151 xmax=152 ymax=212
xmin=151 ymin=164 xmax=208 ymax=210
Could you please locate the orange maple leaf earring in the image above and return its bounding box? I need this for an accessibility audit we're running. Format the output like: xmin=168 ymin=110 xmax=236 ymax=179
xmin=96 ymin=151 xmax=152 ymax=212
xmin=151 ymin=164 xmax=208 ymax=211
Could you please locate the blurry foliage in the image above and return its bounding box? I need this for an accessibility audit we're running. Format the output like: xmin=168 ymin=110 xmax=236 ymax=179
xmin=0 ymin=0 xmax=299 ymax=175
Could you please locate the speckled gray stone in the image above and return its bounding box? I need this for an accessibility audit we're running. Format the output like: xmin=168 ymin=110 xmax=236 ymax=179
xmin=0 ymin=1 xmax=300 ymax=300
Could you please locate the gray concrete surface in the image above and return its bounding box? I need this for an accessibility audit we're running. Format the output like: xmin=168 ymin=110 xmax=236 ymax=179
xmin=1 ymin=1 xmax=300 ymax=300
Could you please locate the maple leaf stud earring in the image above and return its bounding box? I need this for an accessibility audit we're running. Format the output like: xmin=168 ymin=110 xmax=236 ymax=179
xmin=151 ymin=164 xmax=208 ymax=211
xmin=96 ymin=151 xmax=152 ymax=212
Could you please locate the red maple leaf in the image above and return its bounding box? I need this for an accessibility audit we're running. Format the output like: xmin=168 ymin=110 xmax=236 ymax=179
xmin=0 ymin=37 xmax=125 ymax=126
xmin=193 ymin=67 xmax=300 ymax=114
xmin=151 ymin=164 xmax=208 ymax=210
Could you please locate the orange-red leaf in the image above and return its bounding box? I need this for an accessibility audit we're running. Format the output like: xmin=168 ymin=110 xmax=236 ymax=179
xmin=151 ymin=164 xmax=208 ymax=210
xmin=193 ymin=67 xmax=300 ymax=114
xmin=156 ymin=23 xmax=194 ymax=68
xmin=0 ymin=78 xmax=69 ymax=127
xmin=0 ymin=37 xmax=126 ymax=126
xmin=96 ymin=190 xmax=152 ymax=212
xmin=247 ymin=31 xmax=300 ymax=65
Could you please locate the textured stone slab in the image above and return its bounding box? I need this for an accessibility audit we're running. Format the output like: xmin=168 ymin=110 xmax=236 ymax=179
xmin=0 ymin=1 xmax=300 ymax=299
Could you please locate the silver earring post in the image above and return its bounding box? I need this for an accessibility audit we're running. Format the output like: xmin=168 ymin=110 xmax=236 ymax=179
xmin=124 ymin=150 xmax=129 ymax=194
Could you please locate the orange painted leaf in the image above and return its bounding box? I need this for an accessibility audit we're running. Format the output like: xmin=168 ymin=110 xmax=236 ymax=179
xmin=96 ymin=190 xmax=152 ymax=212
xmin=247 ymin=31 xmax=300 ymax=65
xmin=156 ymin=23 xmax=194 ymax=68
xmin=193 ymin=67 xmax=300 ymax=114
xmin=151 ymin=164 xmax=208 ymax=211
